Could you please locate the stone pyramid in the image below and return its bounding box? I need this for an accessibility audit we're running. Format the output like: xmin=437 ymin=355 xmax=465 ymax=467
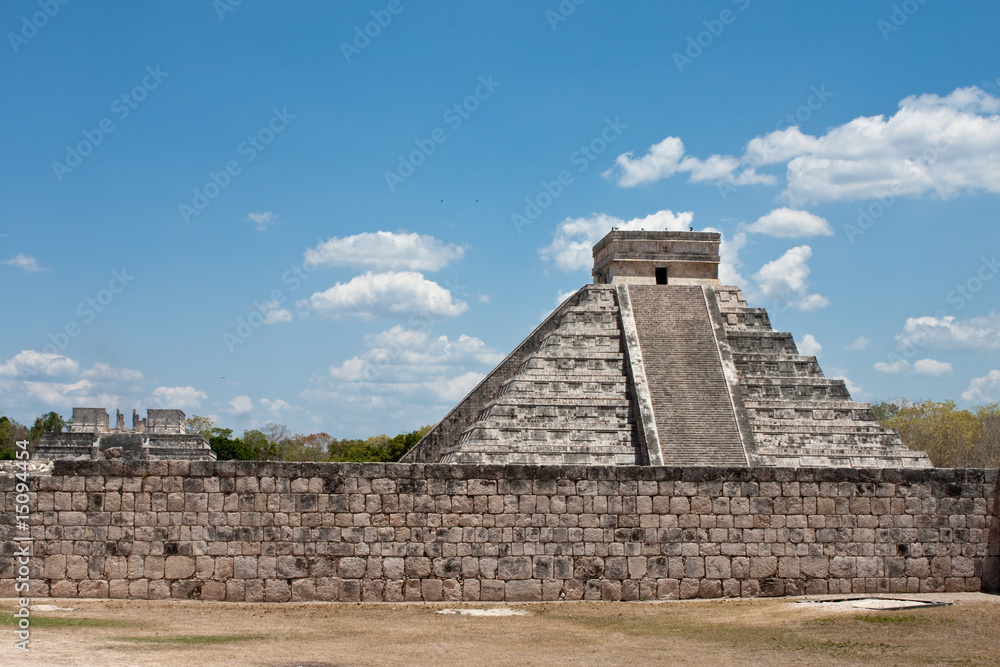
xmin=403 ymin=231 xmax=930 ymax=468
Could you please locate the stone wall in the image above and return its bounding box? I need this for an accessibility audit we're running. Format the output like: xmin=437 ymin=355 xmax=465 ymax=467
xmin=2 ymin=461 xmax=997 ymax=602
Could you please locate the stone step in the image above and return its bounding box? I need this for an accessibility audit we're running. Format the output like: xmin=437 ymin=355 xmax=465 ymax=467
xmin=628 ymin=284 xmax=747 ymax=466
xmin=447 ymin=284 xmax=638 ymax=465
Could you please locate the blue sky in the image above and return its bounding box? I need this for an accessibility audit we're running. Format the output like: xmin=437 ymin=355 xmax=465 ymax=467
xmin=2 ymin=1 xmax=1000 ymax=437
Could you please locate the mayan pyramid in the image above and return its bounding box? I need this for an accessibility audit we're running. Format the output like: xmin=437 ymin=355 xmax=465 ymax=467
xmin=403 ymin=230 xmax=930 ymax=468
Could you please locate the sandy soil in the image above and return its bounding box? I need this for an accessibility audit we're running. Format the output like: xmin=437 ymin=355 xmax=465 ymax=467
xmin=2 ymin=593 xmax=999 ymax=666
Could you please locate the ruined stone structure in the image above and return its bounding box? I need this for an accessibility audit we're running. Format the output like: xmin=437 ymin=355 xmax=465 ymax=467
xmin=404 ymin=231 xmax=930 ymax=469
xmin=1 ymin=461 xmax=995 ymax=602
xmin=33 ymin=407 xmax=215 ymax=461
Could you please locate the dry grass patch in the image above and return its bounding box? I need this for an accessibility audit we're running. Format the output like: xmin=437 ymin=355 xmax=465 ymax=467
xmin=1 ymin=595 xmax=998 ymax=666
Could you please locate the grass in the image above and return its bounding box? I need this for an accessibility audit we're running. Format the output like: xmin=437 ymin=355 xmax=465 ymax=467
xmin=857 ymin=613 xmax=929 ymax=624
xmin=10 ymin=598 xmax=999 ymax=666
xmin=811 ymin=639 xmax=900 ymax=657
xmin=0 ymin=612 xmax=122 ymax=628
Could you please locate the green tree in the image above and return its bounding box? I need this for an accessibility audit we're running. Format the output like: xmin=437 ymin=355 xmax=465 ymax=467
xmin=185 ymin=414 xmax=215 ymax=440
xmin=385 ymin=426 xmax=432 ymax=461
xmin=870 ymin=399 xmax=909 ymax=423
xmin=972 ymin=402 xmax=1000 ymax=466
xmin=326 ymin=426 xmax=431 ymax=462
xmin=260 ymin=422 xmax=292 ymax=459
xmin=28 ymin=411 xmax=66 ymax=441
xmin=243 ymin=429 xmax=278 ymax=460
xmin=883 ymin=400 xmax=983 ymax=467
xmin=285 ymin=432 xmax=334 ymax=462
xmin=0 ymin=415 xmax=29 ymax=460
xmin=208 ymin=427 xmax=253 ymax=460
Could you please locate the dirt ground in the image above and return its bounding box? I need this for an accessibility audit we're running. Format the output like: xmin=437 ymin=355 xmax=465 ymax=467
xmin=2 ymin=593 xmax=999 ymax=666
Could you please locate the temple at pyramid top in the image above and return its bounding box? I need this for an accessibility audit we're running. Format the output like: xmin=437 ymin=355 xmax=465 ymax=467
xmin=592 ymin=230 xmax=722 ymax=286
xmin=403 ymin=230 xmax=930 ymax=469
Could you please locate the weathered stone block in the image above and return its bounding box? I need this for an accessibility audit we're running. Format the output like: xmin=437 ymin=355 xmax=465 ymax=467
xmin=481 ymin=580 xmax=505 ymax=601
xmin=164 ymin=556 xmax=196 ymax=579
xmin=705 ymin=556 xmax=731 ymax=579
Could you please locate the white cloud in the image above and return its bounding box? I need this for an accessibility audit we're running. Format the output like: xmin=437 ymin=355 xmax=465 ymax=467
xmin=304 ymin=231 xmax=464 ymax=272
xmin=895 ymin=313 xmax=1000 ymax=352
xmin=540 ymin=209 xmax=694 ymax=272
xmin=150 ymin=386 xmax=206 ymax=409
xmin=81 ymin=363 xmax=143 ymax=381
xmin=913 ymin=358 xmax=953 ymax=376
xmin=874 ymin=359 xmax=910 ymax=374
xmin=329 ymin=357 xmax=371 ymax=382
xmin=0 ymin=353 xmax=149 ymax=418
xmin=845 ymin=336 xmax=869 ymax=351
xmin=229 ymin=395 xmax=253 ymax=414
xmin=797 ymin=334 xmax=822 ymax=357
xmin=322 ymin=325 xmax=501 ymax=406
xmin=3 ymin=253 xmax=45 ymax=272
xmin=329 ymin=326 xmax=503 ymax=381
xmin=260 ymin=398 xmax=291 ymax=413
xmin=306 ymin=271 xmax=468 ymax=320
xmin=260 ymin=300 xmax=292 ymax=325
xmin=703 ymin=228 xmax=746 ymax=286
xmin=607 ymin=86 xmax=1000 ymax=204
xmin=246 ymin=211 xmax=278 ymax=231
xmin=963 ymin=370 xmax=1000 ymax=403
xmin=23 ymin=379 xmax=105 ymax=408
xmin=603 ymin=137 xmax=775 ymax=188
xmin=603 ymin=136 xmax=685 ymax=187
xmin=0 ymin=350 xmax=79 ymax=378
xmin=744 ymin=208 xmax=833 ymax=238
xmin=751 ymin=245 xmax=829 ymax=311
xmin=426 ymin=372 xmax=486 ymax=402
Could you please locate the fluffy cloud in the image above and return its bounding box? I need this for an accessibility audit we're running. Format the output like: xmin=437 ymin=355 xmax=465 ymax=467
xmin=895 ymin=313 xmax=1000 ymax=353
xmin=845 ymin=336 xmax=869 ymax=351
xmin=306 ymin=271 xmax=468 ymax=320
xmin=607 ymin=86 xmax=1000 ymax=204
xmin=874 ymin=359 xmax=910 ymax=374
xmin=751 ymin=246 xmax=829 ymax=311
xmin=913 ymin=358 xmax=953 ymax=376
xmin=20 ymin=378 xmax=127 ymax=411
xmin=603 ymin=137 xmax=684 ymax=186
xmin=963 ymin=370 xmax=1000 ymax=403
xmin=704 ymin=228 xmax=746 ymax=286
xmin=150 ymin=386 xmax=207 ymax=409
xmin=260 ymin=398 xmax=291 ymax=413
xmin=246 ymin=211 xmax=278 ymax=231
xmin=81 ymin=363 xmax=143 ymax=381
xmin=0 ymin=352 xmax=146 ymax=417
xmin=603 ymin=137 xmax=774 ymax=188
xmin=0 ymin=350 xmax=79 ymax=378
xmin=540 ymin=209 xmax=694 ymax=272
xmin=229 ymin=395 xmax=253 ymax=414
xmin=743 ymin=208 xmax=833 ymax=238
xmin=3 ymin=253 xmax=45 ymax=271
xmin=425 ymin=372 xmax=486 ymax=402
xmin=329 ymin=325 xmax=502 ymax=383
xmin=797 ymin=334 xmax=822 ymax=357
xmin=320 ymin=325 xmax=500 ymax=410
xmin=260 ymin=300 xmax=292 ymax=325
xmin=872 ymin=357 xmax=951 ymax=377
xmin=304 ymin=231 xmax=464 ymax=272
